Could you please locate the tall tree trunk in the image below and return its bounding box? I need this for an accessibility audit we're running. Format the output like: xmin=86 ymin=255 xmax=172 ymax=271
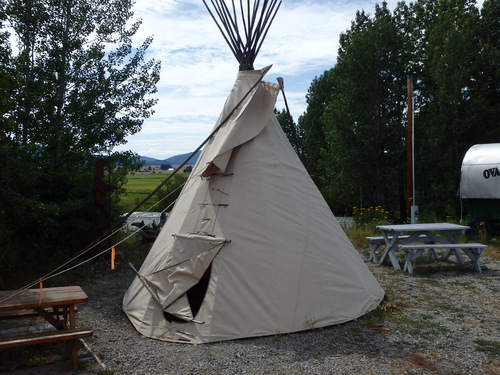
xmin=20 ymin=0 xmax=34 ymax=147
xmin=52 ymin=1 xmax=70 ymax=169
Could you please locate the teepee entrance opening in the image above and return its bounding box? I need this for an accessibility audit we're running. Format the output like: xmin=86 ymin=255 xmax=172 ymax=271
xmin=141 ymin=233 xmax=227 ymax=324
xmin=163 ymin=264 xmax=212 ymax=324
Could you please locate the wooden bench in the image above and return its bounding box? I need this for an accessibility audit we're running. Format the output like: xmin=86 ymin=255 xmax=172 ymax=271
xmin=366 ymin=235 xmax=434 ymax=263
xmin=398 ymin=243 xmax=487 ymax=273
xmin=0 ymin=327 xmax=92 ymax=349
xmin=0 ymin=286 xmax=91 ymax=369
xmin=0 ymin=307 xmax=78 ymax=320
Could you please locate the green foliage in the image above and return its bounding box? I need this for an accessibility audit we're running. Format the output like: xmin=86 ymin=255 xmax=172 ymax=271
xmin=297 ymin=70 xmax=334 ymax=190
xmin=0 ymin=0 xmax=158 ymax=288
xmin=324 ymin=4 xmax=408 ymax=217
xmin=343 ymin=225 xmax=380 ymax=250
xmin=353 ymin=206 xmax=390 ymax=226
xmin=119 ymin=172 xmax=167 ymax=212
xmin=155 ymin=174 xmax=189 ymax=213
xmin=298 ymin=0 xmax=500 ymax=221
xmin=111 ymin=231 xmax=151 ymax=268
xmin=118 ymin=171 xmax=189 ymax=214
xmin=412 ymin=0 xmax=496 ymax=218
xmin=474 ymin=340 xmax=500 ymax=358
xmin=275 ymin=108 xmax=302 ymax=157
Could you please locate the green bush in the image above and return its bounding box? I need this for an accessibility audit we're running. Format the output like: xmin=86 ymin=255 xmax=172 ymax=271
xmin=155 ymin=173 xmax=189 ymax=212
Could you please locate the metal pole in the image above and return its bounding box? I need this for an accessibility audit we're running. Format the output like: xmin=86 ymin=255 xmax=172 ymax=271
xmin=407 ymin=76 xmax=413 ymax=222
xmin=411 ymin=86 xmax=418 ymax=223
xmin=277 ymin=77 xmax=301 ymax=157
xmin=412 ymin=90 xmax=415 ymax=207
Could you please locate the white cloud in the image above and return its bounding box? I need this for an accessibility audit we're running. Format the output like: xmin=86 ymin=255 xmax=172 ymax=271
xmin=116 ymin=0 xmax=352 ymax=159
xmin=116 ymin=0 xmax=482 ymax=159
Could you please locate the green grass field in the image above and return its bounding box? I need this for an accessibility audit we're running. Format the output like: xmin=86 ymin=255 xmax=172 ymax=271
xmin=119 ymin=172 xmax=172 ymax=212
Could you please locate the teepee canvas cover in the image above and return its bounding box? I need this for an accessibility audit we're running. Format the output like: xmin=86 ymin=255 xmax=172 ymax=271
xmin=122 ymin=66 xmax=384 ymax=343
xmin=123 ymin=0 xmax=384 ymax=344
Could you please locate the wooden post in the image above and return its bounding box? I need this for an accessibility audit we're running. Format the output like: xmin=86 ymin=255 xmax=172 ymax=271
xmin=407 ymin=76 xmax=413 ymax=222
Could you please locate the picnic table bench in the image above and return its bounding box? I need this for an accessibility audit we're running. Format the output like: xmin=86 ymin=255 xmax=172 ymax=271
xmin=375 ymin=223 xmax=470 ymax=271
xmin=366 ymin=234 xmax=435 ymax=263
xmin=0 ymin=286 xmax=92 ymax=369
xmin=0 ymin=306 xmax=78 ymax=320
xmin=399 ymin=243 xmax=487 ymax=273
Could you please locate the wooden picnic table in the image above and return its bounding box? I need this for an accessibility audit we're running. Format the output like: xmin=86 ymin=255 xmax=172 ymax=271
xmin=376 ymin=223 xmax=470 ymax=271
xmin=0 ymin=286 xmax=92 ymax=369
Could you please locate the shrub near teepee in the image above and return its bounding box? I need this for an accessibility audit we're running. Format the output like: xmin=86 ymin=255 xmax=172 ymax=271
xmin=353 ymin=206 xmax=390 ymax=226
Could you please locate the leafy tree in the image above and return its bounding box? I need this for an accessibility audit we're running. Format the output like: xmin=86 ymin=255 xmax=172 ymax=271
xmin=296 ymin=70 xmax=334 ymax=191
xmin=299 ymin=0 xmax=498 ymax=221
xmin=161 ymin=164 xmax=173 ymax=171
xmin=7 ymin=0 xmax=160 ymax=165
xmin=155 ymin=174 xmax=189 ymax=213
xmin=274 ymin=108 xmax=302 ymax=156
xmin=0 ymin=0 xmax=159 ymax=286
xmin=321 ymin=3 xmax=408 ymax=216
xmin=411 ymin=0 xmax=498 ymax=217
xmin=476 ymin=0 xmax=500 ymax=138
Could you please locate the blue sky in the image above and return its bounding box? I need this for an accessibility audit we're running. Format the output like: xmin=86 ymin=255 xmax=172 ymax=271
xmin=114 ymin=0 xmax=483 ymax=159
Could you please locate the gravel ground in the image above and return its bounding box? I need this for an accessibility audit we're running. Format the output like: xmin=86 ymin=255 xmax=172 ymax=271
xmin=3 ymin=249 xmax=500 ymax=374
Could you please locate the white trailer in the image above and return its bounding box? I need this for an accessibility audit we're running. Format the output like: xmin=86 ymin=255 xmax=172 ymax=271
xmin=459 ymin=143 xmax=500 ymax=238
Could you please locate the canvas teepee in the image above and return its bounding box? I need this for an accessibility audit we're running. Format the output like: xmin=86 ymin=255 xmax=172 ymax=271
xmin=122 ymin=0 xmax=384 ymax=344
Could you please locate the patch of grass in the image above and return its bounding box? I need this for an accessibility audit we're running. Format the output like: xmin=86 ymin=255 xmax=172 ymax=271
xmin=343 ymin=225 xmax=380 ymax=250
xmin=420 ymin=278 xmax=441 ymax=287
xmin=313 ymin=353 xmax=324 ymax=360
xmin=432 ymin=302 xmax=467 ymax=314
xmin=125 ymin=172 xmax=171 ymax=191
xmin=359 ymin=300 xmax=406 ymax=328
xmin=475 ymin=340 xmax=500 ymax=358
xmin=450 ymin=280 xmax=475 ymax=287
xmin=110 ymin=231 xmax=152 ymax=269
xmin=484 ymin=245 xmax=500 ymax=261
xmin=395 ymin=315 xmax=450 ymax=339
xmin=120 ymin=193 xmax=159 ymax=213
xmin=119 ymin=172 xmax=170 ymax=212
xmin=462 ymin=234 xmax=500 ymax=260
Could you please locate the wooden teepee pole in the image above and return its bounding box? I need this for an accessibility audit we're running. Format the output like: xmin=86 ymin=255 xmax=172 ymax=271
xmin=202 ymin=0 xmax=281 ymax=70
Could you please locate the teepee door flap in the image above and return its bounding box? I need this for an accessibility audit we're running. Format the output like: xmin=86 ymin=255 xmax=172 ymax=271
xmin=143 ymin=234 xmax=226 ymax=321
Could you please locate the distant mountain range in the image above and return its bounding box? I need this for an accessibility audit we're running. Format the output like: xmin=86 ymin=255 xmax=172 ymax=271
xmin=140 ymin=151 xmax=201 ymax=166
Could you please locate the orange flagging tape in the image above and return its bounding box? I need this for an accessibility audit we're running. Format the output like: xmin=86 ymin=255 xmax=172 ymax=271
xmin=38 ymin=278 xmax=43 ymax=305
xmin=111 ymin=246 xmax=116 ymax=270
